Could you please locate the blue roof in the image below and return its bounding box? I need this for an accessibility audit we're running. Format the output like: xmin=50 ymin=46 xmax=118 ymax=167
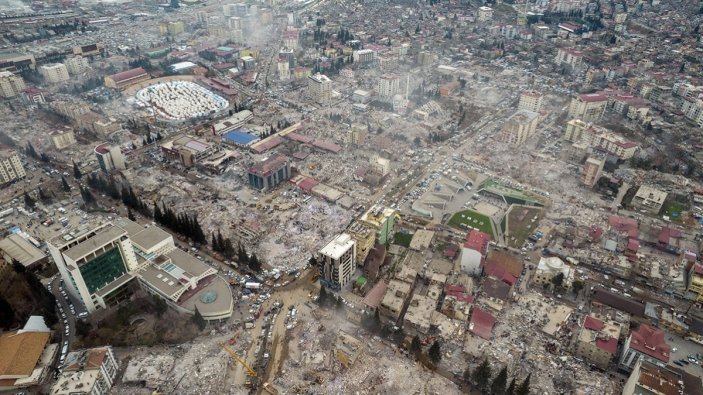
xmin=223 ymin=130 xmax=259 ymax=145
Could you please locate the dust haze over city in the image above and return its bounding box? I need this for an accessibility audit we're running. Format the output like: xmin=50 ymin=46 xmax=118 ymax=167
xmin=1 ymin=0 xmax=703 ymax=393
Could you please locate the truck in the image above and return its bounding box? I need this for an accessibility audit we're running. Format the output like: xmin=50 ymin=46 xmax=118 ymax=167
xmin=244 ymin=322 xmax=255 ymax=329
xmin=245 ymin=282 xmax=261 ymax=290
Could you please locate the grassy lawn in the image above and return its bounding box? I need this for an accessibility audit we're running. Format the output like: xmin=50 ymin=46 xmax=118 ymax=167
xmin=661 ymin=201 xmax=686 ymax=222
xmin=447 ymin=209 xmax=495 ymax=238
xmin=393 ymin=232 xmax=413 ymax=248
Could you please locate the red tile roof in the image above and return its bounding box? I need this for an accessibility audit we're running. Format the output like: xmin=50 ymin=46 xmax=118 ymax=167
xmin=627 ymin=238 xmax=640 ymax=251
xmin=658 ymin=227 xmax=681 ymax=245
xmin=469 ymin=307 xmax=496 ymax=340
xmin=579 ymin=93 xmax=608 ymax=103
xmin=608 ymin=215 xmax=638 ymax=234
xmin=483 ymin=260 xmax=517 ymax=286
xmin=109 ymin=67 xmax=147 ymax=83
xmin=596 ymin=335 xmax=618 ymax=353
xmin=584 ymin=316 xmax=605 ymax=331
xmin=630 ymin=324 xmax=671 ymax=363
xmin=296 ymin=177 xmax=319 ymax=192
xmin=311 ymin=139 xmax=342 ymax=153
xmin=465 ymin=230 xmax=490 ymax=254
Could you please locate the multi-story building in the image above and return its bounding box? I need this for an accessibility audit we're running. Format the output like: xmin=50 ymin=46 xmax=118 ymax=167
xmin=687 ymin=263 xmax=703 ymax=301
xmin=555 ymin=47 xmax=584 ymax=68
xmin=282 ymin=29 xmax=300 ymax=50
xmin=51 ymin=347 xmax=119 ymax=395
xmin=568 ymin=93 xmax=608 ymax=122
xmin=160 ymin=134 xmax=233 ymax=170
xmin=104 ymin=68 xmax=149 ymax=90
xmin=211 ymin=110 xmax=254 ymax=135
xmin=307 ymin=73 xmax=332 ymax=104
xmin=318 ymin=233 xmax=356 ymax=289
xmin=277 ymin=59 xmax=290 ymax=81
xmin=518 ymin=90 xmax=543 ymax=113
xmin=346 ymin=221 xmax=375 ymax=266
xmin=39 ymin=63 xmax=70 ymax=83
xmin=581 ymin=156 xmax=605 ymax=188
xmin=619 ymin=324 xmax=671 ymax=372
xmin=0 ymin=316 xmax=53 ymax=391
xmin=564 ymin=120 xmax=638 ymax=159
xmin=159 ymin=21 xmax=185 ymax=35
xmin=0 ymin=148 xmax=26 ymax=184
xmin=247 ymin=155 xmax=290 ymax=191
xmin=478 ymin=6 xmax=493 ymax=21
xmin=631 ymin=185 xmax=667 ymax=215
xmin=353 ymin=49 xmax=376 ymax=64
xmin=500 ymin=110 xmax=539 ymax=145
xmin=622 ymin=359 xmax=690 ymax=395
xmin=376 ymin=74 xmax=400 ymax=101
xmin=0 ymin=71 xmax=25 ymax=98
xmin=575 ymin=314 xmax=621 ymax=369
xmin=681 ymin=98 xmax=703 ymax=127
xmin=64 ymin=56 xmax=90 ymax=75
xmin=359 ymin=205 xmax=397 ymax=245
xmin=51 ymin=129 xmax=76 ymax=150
xmin=95 ymin=143 xmax=126 ymax=173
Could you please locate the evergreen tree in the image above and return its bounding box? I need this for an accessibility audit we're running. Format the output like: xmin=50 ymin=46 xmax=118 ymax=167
xmin=127 ymin=208 xmax=136 ymax=221
xmin=463 ymin=366 xmax=471 ymax=383
xmin=506 ymin=378 xmax=517 ymax=395
xmin=491 ymin=366 xmax=508 ymax=395
xmin=410 ymin=335 xmax=422 ymax=357
xmin=61 ymin=176 xmax=71 ymax=192
xmin=516 ymin=374 xmax=531 ymax=395
xmin=335 ymin=296 xmax=345 ymax=312
xmin=248 ymin=253 xmax=261 ymax=272
xmin=26 ymin=142 xmax=38 ymax=158
xmin=217 ymin=230 xmax=225 ymax=253
xmin=23 ymin=191 xmax=36 ymax=209
xmin=472 ymin=358 xmax=492 ymax=389
xmin=73 ymin=161 xmax=82 ymax=179
xmin=0 ymin=295 xmax=15 ymax=330
xmin=318 ymin=285 xmax=329 ymax=305
xmin=212 ymin=233 xmax=220 ymax=252
xmin=191 ymin=306 xmax=206 ymax=330
xmin=428 ymin=340 xmax=442 ymax=364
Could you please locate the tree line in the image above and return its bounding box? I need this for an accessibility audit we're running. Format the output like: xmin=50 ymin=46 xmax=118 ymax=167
xmin=153 ymin=202 xmax=207 ymax=245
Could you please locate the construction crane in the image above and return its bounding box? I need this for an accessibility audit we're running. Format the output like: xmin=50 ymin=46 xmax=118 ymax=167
xmin=221 ymin=344 xmax=257 ymax=378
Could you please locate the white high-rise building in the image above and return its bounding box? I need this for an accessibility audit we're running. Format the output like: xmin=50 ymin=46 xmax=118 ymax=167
xmin=0 ymin=148 xmax=26 ymax=184
xmin=376 ymin=75 xmax=400 ymax=101
xmin=307 ymin=73 xmax=332 ymax=104
xmin=39 ymin=63 xmax=70 ymax=83
xmin=95 ymin=143 xmax=125 ymax=172
xmin=518 ymin=90 xmax=543 ymax=113
xmin=0 ymin=71 xmax=25 ymax=98
xmin=318 ymin=233 xmax=356 ymax=289
xmin=500 ymin=110 xmax=539 ymax=145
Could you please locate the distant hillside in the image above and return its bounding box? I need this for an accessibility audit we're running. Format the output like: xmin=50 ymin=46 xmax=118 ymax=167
xmin=0 ymin=263 xmax=58 ymax=330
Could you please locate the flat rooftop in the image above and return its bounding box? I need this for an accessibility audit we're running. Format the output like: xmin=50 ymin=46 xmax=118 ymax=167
xmin=0 ymin=234 xmax=45 ymax=267
xmin=131 ymin=226 xmax=172 ymax=252
xmin=320 ymin=233 xmax=354 ymax=260
xmin=63 ymin=225 xmax=126 ymax=262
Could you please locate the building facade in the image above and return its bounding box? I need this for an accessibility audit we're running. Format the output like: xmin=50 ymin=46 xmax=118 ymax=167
xmin=95 ymin=143 xmax=126 ymax=173
xmin=631 ymin=185 xmax=667 ymax=215
xmin=568 ymin=94 xmax=607 ymax=122
xmin=64 ymin=56 xmax=90 ymax=75
xmin=0 ymin=148 xmax=26 ymax=184
xmin=104 ymin=68 xmax=149 ymax=90
xmin=575 ymin=315 xmax=621 ymax=369
xmin=518 ymin=90 xmax=543 ymax=113
xmin=51 ymin=347 xmax=119 ymax=395
xmin=318 ymin=233 xmax=356 ymax=289
xmin=51 ymin=129 xmax=77 ymax=150
xmin=581 ymin=156 xmax=605 ymax=188
xmin=307 ymin=73 xmax=332 ymax=104
xmin=359 ymin=205 xmax=396 ymax=245
xmin=247 ymin=155 xmax=291 ymax=191
xmin=377 ymin=75 xmax=400 ymax=101
xmin=39 ymin=63 xmax=70 ymax=83
xmin=619 ymin=324 xmax=671 ymax=372
xmin=500 ymin=110 xmax=539 ymax=145
xmin=0 ymin=71 xmax=25 ymax=98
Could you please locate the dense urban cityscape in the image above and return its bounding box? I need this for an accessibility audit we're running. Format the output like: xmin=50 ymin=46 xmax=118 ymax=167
xmin=0 ymin=0 xmax=702 ymax=393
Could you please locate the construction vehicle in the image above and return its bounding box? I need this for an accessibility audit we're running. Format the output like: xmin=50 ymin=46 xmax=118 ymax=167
xmin=220 ymin=344 xmax=257 ymax=378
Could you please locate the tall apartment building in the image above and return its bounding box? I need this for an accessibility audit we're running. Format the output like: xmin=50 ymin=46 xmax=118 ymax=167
xmin=95 ymin=143 xmax=126 ymax=172
xmin=353 ymin=49 xmax=376 ymax=64
xmin=247 ymin=155 xmax=290 ymax=191
xmin=564 ymin=119 xmax=638 ymax=159
xmin=359 ymin=205 xmax=397 ymax=245
xmin=346 ymin=221 xmax=375 ymax=266
xmin=307 ymin=73 xmax=332 ymax=104
xmin=39 ymin=63 xmax=70 ymax=83
xmin=51 ymin=347 xmax=119 ymax=395
xmin=318 ymin=233 xmax=356 ymax=289
xmin=574 ymin=314 xmax=621 ymax=369
xmin=568 ymin=93 xmax=607 ymax=122
xmin=376 ymin=74 xmax=401 ymax=101
xmin=0 ymin=148 xmax=26 ymax=184
xmin=51 ymin=129 xmax=76 ymax=150
xmin=619 ymin=324 xmax=671 ymax=372
xmin=64 ymin=56 xmax=90 ymax=75
xmin=0 ymin=70 xmax=25 ymax=98
xmin=500 ymin=110 xmax=539 ymax=145
xmin=554 ymin=47 xmax=584 ymax=68
xmin=478 ymin=6 xmax=493 ymax=21
xmin=518 ymin=90 xmax=543 ymax=113
xmin=581 ymin=156 xmax=605 ymax=188
xmin=159 ymin=21 xmax=185 ymax=35
xmin=277 ymin=60 xmax=290 ymax=81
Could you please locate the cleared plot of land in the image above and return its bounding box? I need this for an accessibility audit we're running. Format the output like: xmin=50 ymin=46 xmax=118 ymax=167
xmin=504 ymin=206 xmax=543 ymax=248
xmin=447 ymin=209 xmax=495 ymax=238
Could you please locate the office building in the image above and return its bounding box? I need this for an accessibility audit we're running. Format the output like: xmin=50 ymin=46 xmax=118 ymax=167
xmin=247 ymin=155 xmax=291 ymax=191
xmin=0 ymin=71 xmax=25 ymax=98
xmin=51 ymin=129 xmax=76 ymax=150
xmin=104 ymin=68 xmax=149 ymax=90
xmin=359 ymin=205 xmax=397 ymax=245
xmin=307 ymin=73 xmax=332 ymax=104
xmin=0 ymin=148 xmax=26 ymax=184
xmin=376 ymin=75 xmax=401 ymax=101
xmin=51 ymin=347 xmax=119 ymax=395
xmin=619 ymin=324 xmax=671 ymax=371
xmin=631 ymin=185 xmax=667 ymax=215
xmin=575 ymin=314 xmax=621 ymax=369
xmin=318 ymin=233 xmax=356 ymax=289
xmin=500 ymin=110 xmax=539 ymax=145
xmin=622 ymin=359 xmax=693 ymax=395
xmin=0 ymin=316 xmax=54 ymax=391
xmin=568 ymin=93 xmax=607 ymax=122
xmin=95 ymin=143 xmax=126 ymax=173
xmin=581 ymin=156 xmax=605 ymax=188
xmin=478 ymin=6 xmax=493 ymax=21
xmin=39 ymin=63 xmax=70 ymax=83
xmin=64 ymin=56 xmax=90 ymax=75
xmin=518 ymin=90 xmax=543 ymax=113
